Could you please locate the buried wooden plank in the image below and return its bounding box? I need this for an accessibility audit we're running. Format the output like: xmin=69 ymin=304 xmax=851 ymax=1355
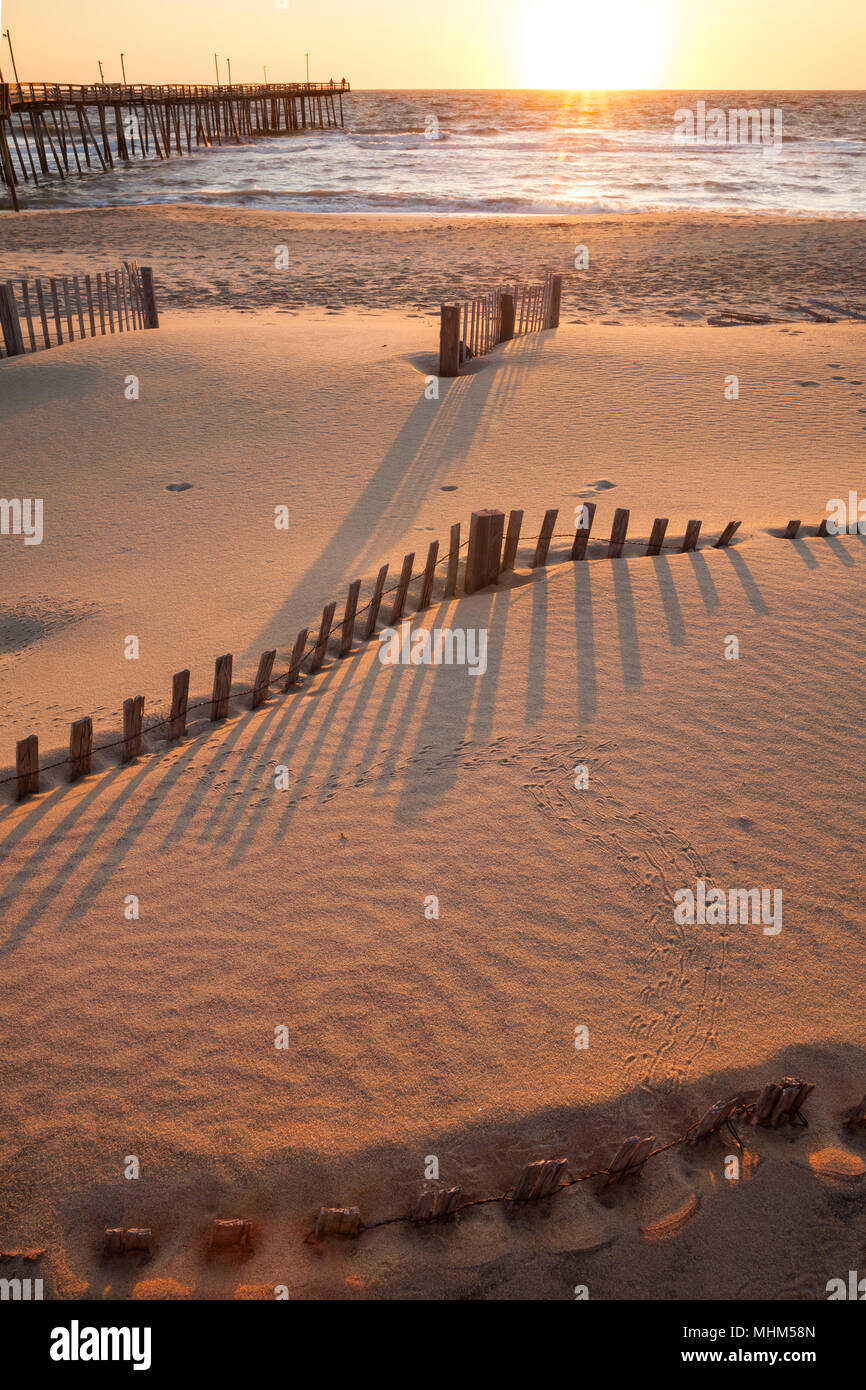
xmin=362 ymin=565 xmax=389 ymax=641
xmin=571 ymin=501 xmax=597 ymax=561
xmin=310 ymin=603 xmax=337 ymax=673
xmin=15 ymin=734 xmax=39 ymax=800
xmin=210 ymin=653 xmax=233 ymax=721
xmin=604 ymin=1134 xmax=655 ymax=1186
xmin=714 ymin=520 xmax=742 ymax=548
xmin=68 ymin=717 xmax=93 ymax=782
xmin=338 ymin=579 xmax=362 ymax=656
xmin=682 ymin=519 xmax=702 ymax=552
xmin=417 ymin=542 xmax=439 ymax=612
xmin=250 ymin=649 xmax=276 ymax=709
xmin=532 ymin=508 xmax=559 ymax=568
xmin=121 ymin=695 xmax=144 ymax=763
xmin=465 ymin=510 xmax=504 ymax=592
xmin=388 ymin=553 xmax=415 ymax=625
xmin=285 ymin=628 xmax=309 ymax=687
xmin=314 ymin=1206 xmax=362 ymax=1240
xmin=501 ymin=509 xmax=524 ymax=573
xmin=783 ymin=520 xmax=801 ymax=540
xmin=608 ymin=507 xmax=630 ymax=559
xmin=444 ymin=523 xmax=461 ymax=597
xmin=645 ymin=517 xmax=669 ymax=557
xmin=411 ymin=1186 xmax=462 ymax=1222
xmin=209 ymin=1218 xmax=252 ymax=1251
xmin=168 ymin=669 xmax=190 ymax=741
xmin=513 ymin=1157 xmax=568 ymax=1201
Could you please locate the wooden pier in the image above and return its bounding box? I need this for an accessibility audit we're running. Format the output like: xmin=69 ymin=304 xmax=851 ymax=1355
xmin=0 ymin=78 xmax=350 ymax=209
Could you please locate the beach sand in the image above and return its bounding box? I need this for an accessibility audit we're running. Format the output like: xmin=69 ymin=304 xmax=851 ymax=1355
xmin=0 ymin=221 xmax=864 ymax=1300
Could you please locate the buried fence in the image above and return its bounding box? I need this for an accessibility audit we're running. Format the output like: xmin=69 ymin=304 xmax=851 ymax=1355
xmin=439 ymin=270 xmax=562 ymax=376
xmin=93 ymin=1079 xmax=866 ymax=1254
xmin=0 ymin=261 xmax=159 ymax=357
xmin=8 ymin=502 xmax=848 ymax=803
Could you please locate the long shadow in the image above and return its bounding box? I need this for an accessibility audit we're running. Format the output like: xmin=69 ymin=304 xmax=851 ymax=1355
xmin=612 ymin=561 xmax=642 ymax=690
xmin=722 ymin=548 xmax=769 ymax=615
xmin=652 ymin=556 xmax=686 ymax=647
xmin=573 ymin=563 xmax=597 ymax=725
xmin=687 ymin=552 xmax=721 ymax=613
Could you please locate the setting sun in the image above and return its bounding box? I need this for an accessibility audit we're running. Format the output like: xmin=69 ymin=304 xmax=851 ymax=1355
xmin=513 ymin=0 xmax=670 ymax=88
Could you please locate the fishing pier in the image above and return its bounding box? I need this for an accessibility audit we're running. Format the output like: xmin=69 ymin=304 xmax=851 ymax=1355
xmin=0 ymin=78 xmax=350 ymax=208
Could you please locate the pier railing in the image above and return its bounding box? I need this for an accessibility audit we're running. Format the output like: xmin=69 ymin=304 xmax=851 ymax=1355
xmin=0 ymin=262 xmax=158 ymax=357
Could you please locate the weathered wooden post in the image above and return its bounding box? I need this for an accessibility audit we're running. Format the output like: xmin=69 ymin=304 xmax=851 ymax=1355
xmin=285 ymin=627 xmax=309 ymax=686
xmin=501 ymin=509 xmax=523 ymax=572
xmin=682 ymin=519 xmax=702 ymax=552
xmin=465 ymin=509 xmax=504 ymax=594
xmin=417 ymin=541 xmax=439 ymax=611
xmin=439 ymin=303 xmax=460 ymax=378
xmin=363 ymin=565 xmax=389 ymax=640
xmin=16 ymin=735 xmax=39 ymax=800
xmin=339 ymin=580 xmax=362 ymax=656
xmin=783 ymin=520 xmax=801 ymax=539
xmin=121 ymin=695 xmax=144 ymax=763
xmin=499 ymin=291 xmax=515 ymax=342
xmin=250 ymin=649 xmax=276 ymax=708
xmin=715 ymin=520 xmax=741 ymax=548
xmin=532 ymin=508 xmax=559 ymax=567
xmin=388 ymin=553 xmax=415 ymax=625
xmin=646 ymin=517 xmax=669 ymax=556
xmin=547 ymin=273 xmax=562 ymax=329
xmin=210 ymin=654 xmax=232 ymax=721
xmin=139 ymin=264 xmax=159 ymax=328
xmin=571 ymin=501 xmax=596 ymax=560
xmin=168 ymin=670 xmax=190 ymax=739
xmin=69 ymin=717 xmax=93 ymax=782
xmin=444 ymin=523 xmax=460 ymax=597
xmin=0 ymin=281 xmax=25 ymax=356
xmin=310 ymin=602 xmax=336 ymax=672
xmin=608 ymin=508 xmax=630 ymax=559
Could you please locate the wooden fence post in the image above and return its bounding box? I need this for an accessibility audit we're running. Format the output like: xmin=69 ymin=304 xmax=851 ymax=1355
xmin=501 ymin=509 xmax=523 ymax=572
xmin=388 ymin=553 xmax=415 ymax=625
xmin=499 ymin=291 xmax=515 ymax=342
xmin=571 ymin=501 xmax=596 ymax=560
xmin=363 ymin=565 xmax=389 ymax=640
xmin=69 ymin=716 xmax=93 ymax=782
xmin=0 ymin=281 xmax=25 ymax=356
xmin=465 ymin=509 xmax=504 ymax=594
xmin=168 ymin=669 xmax=190 ymax=739
xmin=285 ymin=628 xmax=309 ymax=686
xmin=783 ymin=520 xmax=801 ymax=539
xmin=439 ymin=304 xmax=460 ymax=377
xmin=250 ymin=649 xmax=276 ymax=708
xmin=139 ymin=264 xmax=159 ymax=328
xmin=417 ymin=541 xmax=439 ymax=611
xmin=444 ymin=523 xmax=460 ymax=597
xmin=547 ymin=273 xmax=562 ymax=329
xmin=121 ymin=695 xmax=144 ymax=763
xmin=310 ymin=602 xmax=336 ymax=673
xmin=682 ymin=519 xmax=702 ymax=552
xmin=532 ymin=508 xmax=559 ymax=567
xmin=608 ymin=508 xmax=630 ymax=559
xmin=339 ymin=579 xmax=362 ymax=656
xmin=210 ymin=653 xmax=232 ymax=721
xmin=645 ymin=517 xmax=668 ymax=556
xmin=16 ymin=735 xmax=39 ymax=800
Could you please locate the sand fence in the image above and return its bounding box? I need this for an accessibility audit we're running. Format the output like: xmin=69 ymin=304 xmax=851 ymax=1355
xmin=0 ymin=261 xmax=159 ymax=356
xmin=439 ymin=271 xmax=562 ymax=376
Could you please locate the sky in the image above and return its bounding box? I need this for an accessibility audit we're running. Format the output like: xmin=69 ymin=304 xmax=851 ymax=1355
xmin=1 ymin=0 xmax=864 ymax=89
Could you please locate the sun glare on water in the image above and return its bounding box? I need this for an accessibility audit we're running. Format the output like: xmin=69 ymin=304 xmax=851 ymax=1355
xmin=514 ymin=0 xmax=669 ymax=89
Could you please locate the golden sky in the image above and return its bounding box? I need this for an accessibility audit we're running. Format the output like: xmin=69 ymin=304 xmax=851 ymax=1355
xmin=2 ymin=0 xmax=864 ymax=88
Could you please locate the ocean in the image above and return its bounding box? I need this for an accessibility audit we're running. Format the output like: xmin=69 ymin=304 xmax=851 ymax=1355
xmin=14 ymin=90 xmax=866 ymax=215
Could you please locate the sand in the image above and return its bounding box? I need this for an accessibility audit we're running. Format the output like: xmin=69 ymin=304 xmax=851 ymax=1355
xmin=2 ymin=206 xmax=866 ymax=320
xmin=0 ymin=223 xmax=864 ymax=1300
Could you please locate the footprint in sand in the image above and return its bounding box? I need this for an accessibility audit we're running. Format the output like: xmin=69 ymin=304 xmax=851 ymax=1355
xmin=165 ymin=482 xmax=194 ymax=492
xmin=794 ymin=380 xmax=820 ymax=388
xmin=808 ymin=1147 xmax=865 ymax=1186
xmin=641 ymin=1191 xmax=698 ymax=1241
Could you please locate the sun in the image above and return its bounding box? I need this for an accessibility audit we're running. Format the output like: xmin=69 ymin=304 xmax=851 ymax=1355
xmin=513 ymin=0 xmax=669 ymax=89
